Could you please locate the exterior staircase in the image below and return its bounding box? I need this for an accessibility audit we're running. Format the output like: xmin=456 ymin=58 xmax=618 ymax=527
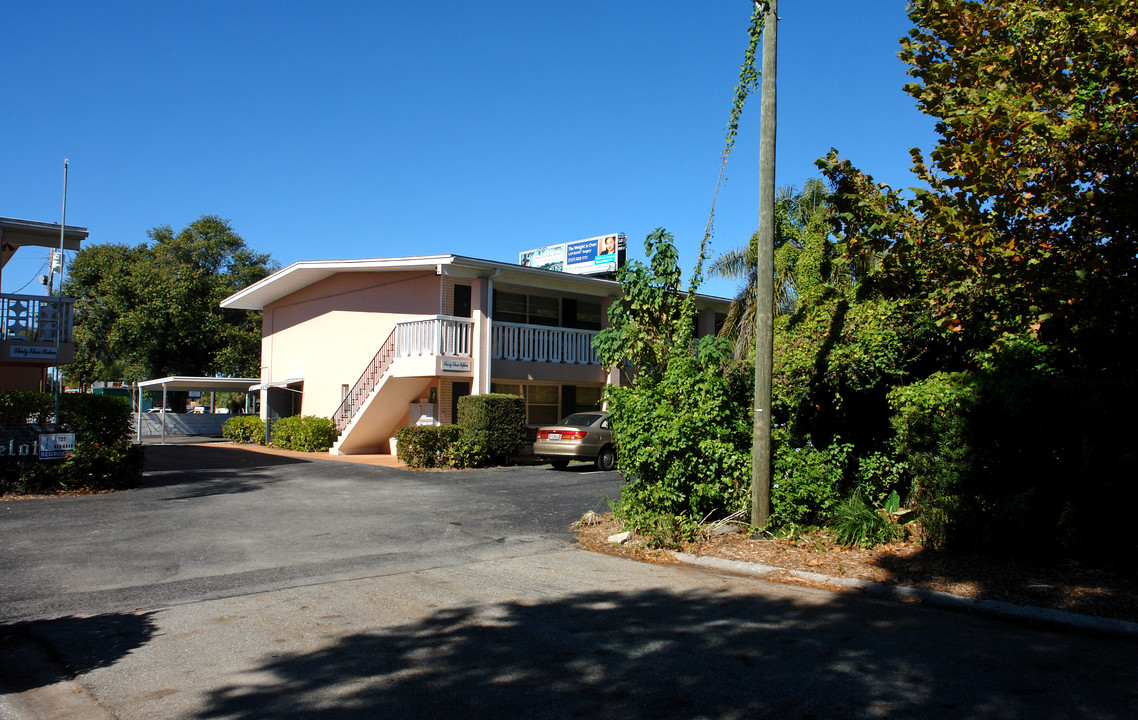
xmin=330 ymin=316 xmax=473 ymax=455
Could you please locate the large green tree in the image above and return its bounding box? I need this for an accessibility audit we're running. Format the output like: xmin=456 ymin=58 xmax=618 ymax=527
xmin=811 ymin=0 xmax=1138 ymax=555
xmin=826 ymin=0 xmax=1138 ymax=369
xmin=63 ymin=216 xmax=277 ymax=385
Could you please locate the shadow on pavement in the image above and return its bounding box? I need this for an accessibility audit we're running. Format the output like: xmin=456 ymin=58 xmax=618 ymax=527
xmin=197 ymin=586 xmax=1134 ymax=720
xmin=143 ymin=444 xmax=310 ymax=474
xmin=0 ymin=612 xmax=158 ymax=693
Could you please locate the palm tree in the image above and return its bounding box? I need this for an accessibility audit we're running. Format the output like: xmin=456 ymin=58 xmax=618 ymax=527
xmin=711 ymin=179 xmax=833 ymax=358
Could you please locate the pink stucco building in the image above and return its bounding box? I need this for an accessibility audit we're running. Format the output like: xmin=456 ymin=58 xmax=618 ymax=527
xmin=221 ymin=254 xmax=730 ymax=455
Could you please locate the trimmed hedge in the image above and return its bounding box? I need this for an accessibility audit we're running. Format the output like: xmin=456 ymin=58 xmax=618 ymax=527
xmin=0 ymin=390 xmax=144 ymax=495
xmin=269 ymin=415 xmax=336 ymax=452
xmin=456 ymin=393 xmax=525 ymax=462
xmin=222 ymin=415 xmax=266 ymax=444
xmin=396 ymin=425 xmax=463 ymax=468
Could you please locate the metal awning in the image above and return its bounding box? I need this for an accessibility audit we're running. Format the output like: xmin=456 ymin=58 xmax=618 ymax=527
xmin=247 ymin=377 xmax=304 ymax=392
xmin=137 ymin=376 xmax=262 ymax=392
xmin=135 ymin=376 xmax=262 ymax=444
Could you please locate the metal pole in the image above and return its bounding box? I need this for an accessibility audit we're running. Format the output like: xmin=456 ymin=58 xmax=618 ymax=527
xmin=54 ymin=159 xmax=68 ymax=422
xmin=751 ymin=0 xmax=777 ymax=528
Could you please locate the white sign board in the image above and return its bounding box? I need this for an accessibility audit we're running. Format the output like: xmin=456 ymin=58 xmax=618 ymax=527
xmin=38 ymin=433 xmax=76 ymax=460
xmin=441 ymin=359 xmax=471 ymax=372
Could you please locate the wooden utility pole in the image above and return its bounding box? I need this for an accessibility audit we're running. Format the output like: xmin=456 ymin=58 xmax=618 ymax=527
xmin=750 ymin=0 xmax=776 ymax=527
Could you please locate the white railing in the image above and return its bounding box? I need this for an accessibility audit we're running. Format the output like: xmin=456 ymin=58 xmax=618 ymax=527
xmin=334 ymin=316 xmax=474 ymax=435
xmin=1 ymin=293 xmax=75 ymax=343
xmin=491 ymin=322 xmax=600 ymax=365
xmin=395 ymin=316 xmax=474 ymax=358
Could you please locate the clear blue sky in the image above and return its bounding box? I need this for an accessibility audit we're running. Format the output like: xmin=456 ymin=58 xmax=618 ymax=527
xmin=2 ymin=1 xmax=936 ymax=300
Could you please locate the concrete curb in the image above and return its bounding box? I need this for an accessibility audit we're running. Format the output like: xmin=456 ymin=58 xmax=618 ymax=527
xmin=672 ymin=552 xmax=1138 ymax=641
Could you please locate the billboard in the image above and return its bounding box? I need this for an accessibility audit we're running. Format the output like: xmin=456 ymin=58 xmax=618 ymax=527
xmin=519 ymin=233 xmax=625 ymax=276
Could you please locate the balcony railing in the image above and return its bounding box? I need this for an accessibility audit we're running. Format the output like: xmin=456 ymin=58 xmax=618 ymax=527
xmin=491 ymin=322 xmax=600 ymax=365
xmin=395 ymin=315 xmax=474 ymax=358
xmin=1 ymin=293 xmax=74 ymax=343
xmin=333 ymin=315 xmax=474 ymax=435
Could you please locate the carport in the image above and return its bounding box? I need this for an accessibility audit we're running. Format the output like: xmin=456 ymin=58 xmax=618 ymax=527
xmin=135 ymin=376 xmax=261 ymax=443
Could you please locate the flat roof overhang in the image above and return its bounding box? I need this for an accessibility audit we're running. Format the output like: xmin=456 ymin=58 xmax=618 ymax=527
xmin=220 ymin=254 xmax=732 ymax=313
xmin=248 ymin=377 xmax=303 ymax=392
xmin=136 ymin=376 xmax=263 ymax=393
xmin=0 ymin=217 xmax=88 ymax=252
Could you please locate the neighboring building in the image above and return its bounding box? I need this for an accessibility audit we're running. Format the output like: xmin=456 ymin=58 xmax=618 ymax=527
xmin=221 ymin=254 xmax=730 ymax=455
xmin=0 ymin=217 xmax=88 ymax=392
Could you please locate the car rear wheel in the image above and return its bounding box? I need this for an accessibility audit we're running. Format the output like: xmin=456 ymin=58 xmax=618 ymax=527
xmin=550 ymin=459 xmax=570 ymax=470
xmin=595 ymin=446 xmax=617 ymax=472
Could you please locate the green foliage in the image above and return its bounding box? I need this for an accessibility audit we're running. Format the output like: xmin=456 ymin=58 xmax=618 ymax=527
xmin=599 ymin=231 xmax=753 ymax=546
xmin=0 ymin=390 xmax=143 ymax=495
xmin=822 ymin=0 xmax=1138 ymax=373
xmin=853 ymin=451 xmax=909 ymax=508
xmin=441 ymin=438 xmax=488 ymax=470
xmin=711 ymin=180 xmax=840 ymax=357
xmin=396 ymin=425 xmax=464 ymax=469
xmin=62 ymin=215 xmax=278 ymax=385
xmin=774 ymin=296 xmax=941 ymax=448
xmin=221 ymin=415 xmax=266 ymax=445
xmin=832 ymin=491 xmax=905 ymax=549
xmin=456 ymin=394 xmax=525 ymax=462
xmin=770 ymin=429 xmax=853 ymax=528
xmin=890 ymin=368 xmax=1138 ymax=560
xmin=594 ymin=229 xmax=689 ymax=382
xmin=269 ymin=415 xmax=336 ymax=452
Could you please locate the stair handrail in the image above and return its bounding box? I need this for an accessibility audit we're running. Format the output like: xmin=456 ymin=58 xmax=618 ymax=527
xmin=333 ymin=327 xmax=399 ymax=434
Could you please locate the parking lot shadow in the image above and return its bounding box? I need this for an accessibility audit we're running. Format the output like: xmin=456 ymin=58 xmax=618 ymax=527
xmin=144 ymin=444 xmax=310 ymax=474
xmin=196 ymin=586 xmax=1137 ymax=720
xmin=0 ymin=612 xmax=158 ymax=693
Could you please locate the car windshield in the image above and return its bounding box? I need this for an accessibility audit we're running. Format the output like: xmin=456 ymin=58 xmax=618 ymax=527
xmin=560 ymin=413 xmax=602 ymax=427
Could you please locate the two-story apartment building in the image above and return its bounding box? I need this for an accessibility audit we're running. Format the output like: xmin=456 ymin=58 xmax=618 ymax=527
xmin=0 ymin=217 xmax=87 ymax=392
xmin=221 ymin=254 xmax=730 ymax=455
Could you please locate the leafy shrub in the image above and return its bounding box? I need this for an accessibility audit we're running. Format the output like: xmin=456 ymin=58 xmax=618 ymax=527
xmin=441 ymin=438 xmax=488 ymax=469
xmin=269 ymin=415 xmax=336 ymax=452
xmin=608 ymin=339 xmax=753 ymax=543
xmin=0 ymin=390 xmax=143 ymax=495
xmin=456 ymin=394 xmax=525 ymax=462
xmin=853 ymin=450 xmax=909 ymax=508
xmin=888 ymin=372 xmax=976 ymax=550
xmin=222 ymin=415 xmax=266 ymax=445
xmin=61 ymin=440 xmax=146 ymax=492
xmin=396 ymin=425 xmax=463 ymax=468
xmin=770 ymin=428 xmax=853 ymax=528
xmin=890 ymin=368 xmax=1138 ymax=561
xmin=832 ymin=491 xmax=904 ymax=549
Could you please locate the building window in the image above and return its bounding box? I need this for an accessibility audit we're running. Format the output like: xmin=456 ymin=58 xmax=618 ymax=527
xmin=491 ymin=382 xmax=604 ymax=425
xmin=526 ymin=384 xmax=560 ymax=426
xmin=453 ymin=284 xmax=472 ymax=318
xmin=493 ymin=291 xmax=529 ymax=324
xmin=528 ymin=295 xmax=560 ymax=327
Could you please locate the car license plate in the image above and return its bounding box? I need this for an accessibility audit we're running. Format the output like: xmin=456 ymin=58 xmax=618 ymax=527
xmin=548 ymin=433 xmax=561 ymax=441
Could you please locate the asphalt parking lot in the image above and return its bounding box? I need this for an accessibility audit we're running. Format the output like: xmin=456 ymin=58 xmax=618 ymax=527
xmin=2 ymin=443 xmax=1137 ymax=719
xmin=0 ymin=443 xmax=622 ymax=623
